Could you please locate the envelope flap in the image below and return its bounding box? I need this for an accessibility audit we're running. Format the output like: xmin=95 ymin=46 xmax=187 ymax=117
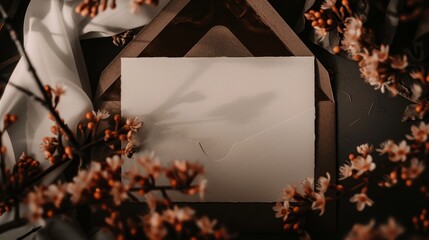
xmin=95 ymin=0 xmax=335 ymax=106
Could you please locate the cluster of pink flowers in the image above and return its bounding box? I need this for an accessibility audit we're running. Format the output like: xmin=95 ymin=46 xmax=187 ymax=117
xmin=141 ymin=206 xmax=230 ymax=240
xmin=345 ymin=218 xmax=404 ymax=240
xmin=23 ymin=152 xmax=216 ymax=239
xmin=306 ymin=0 xmax=429 ymax=120
xmin=276 ymin=120 xmax=429 ymax=236
xmin=273 ymin=172 xmax=334 ymax=233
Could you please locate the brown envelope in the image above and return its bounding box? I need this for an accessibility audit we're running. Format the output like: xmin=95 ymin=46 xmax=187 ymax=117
xmin=95 ymin=0 xmax=336 ymax=234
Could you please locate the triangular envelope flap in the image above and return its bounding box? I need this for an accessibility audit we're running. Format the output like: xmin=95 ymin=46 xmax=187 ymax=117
xmin=185 ymin=25 xmax=252 ymax=57
xmin=96 ymin=0 xmax=335 ymax=105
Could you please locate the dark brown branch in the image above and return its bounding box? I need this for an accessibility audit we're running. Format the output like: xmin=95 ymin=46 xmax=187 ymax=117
xmin=8 ymin=82 xmax=45 ymax=104
xmin=16 ymin=226 xmax=41 ymax=240
xmin=0 ymin=131 xmax=6 ymax=183
xmin=0 ymin=4 xmax=80 ymax=150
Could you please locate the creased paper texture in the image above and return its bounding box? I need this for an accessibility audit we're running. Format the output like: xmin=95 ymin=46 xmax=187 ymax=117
xmin=122 ymin=57 xmax=315 ymax=202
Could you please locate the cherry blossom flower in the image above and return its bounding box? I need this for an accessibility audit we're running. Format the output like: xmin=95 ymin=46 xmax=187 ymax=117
xmin=373 ymin=45 xmax=389 ymax=62
xmin=339 ymin=162 xmax=353 ymax=180
xmin=52 ymin=82 xmax=67 ymax=97
xmin=143 ymin=213 xmax=167 ymax=240
xmin=27 ymin=186 xmax=46 ymax=224
xmin=138 ymin=152 xmax=162 ymax=178
xmin=406 ymin=122 xmax=429 ymax=142
xmin=126 ymin=117 xmax=143 ymax=132
xmin=345 ymin=220 xmax=375 ymax=240
xmin=388 ymin=141 xmax=410 ymax=162
xmin=302 ymin=177 xmax=314 ymax=196
xmin=110 ymin=181 xmax=129 ymax=206
xmin=351 ymin=155 xmax=376 ymax=176
xmin=316 ymin=172 xmax=331 ymax=194
xmin=377 ymin=140 xmax=395 ymax=155
xmin=356 ymin=144 xmax=373 ymax=157
xmin=163 ymin=206 xmax=195 ymax=224
xmin=402 ymin=158 xmax=425 ymax=180
xmin=67 ymin=164 xmax=100 ymax=203
xmin=173 ymin=160 xmax=188 ymax=172
xmin=321 ymin=0 xmax=336 ymax=10
xmin=342 ymin=17 xmax=363 ymax=55
xmin=281 ymin=185 xmax=296 ymax=201
xmin=350 ymin=193 xmax=374 ymax=211
xmin=378 ymin=218 xmax=404 ymax=240
xmin=390 ymin=55 xmax=408 ymax=70
xmin=273 ymin=201 xmax=290 ymax=221
xmin=92 ymin=109 xmax=110 ymax=121
xmin=311 ymin=192 xmax=326 ymax=216
xmin=411 ymin=84 xmax=423 ymax=101
xmin=410 ymin=69 xmax=425 ymax=81
xmin=106 ymin=155 xmax=123 ymax=172
xmin=314 ymin=26 xmax=328 ymax=42
xmin=44 ymin=184 xmax=67 ymax=208
xmin=197 ymin=216 xmax=218 ymax=234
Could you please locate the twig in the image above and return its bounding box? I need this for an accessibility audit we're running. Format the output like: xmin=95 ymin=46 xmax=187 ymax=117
xmin=9 ymin=82 xmax=45 ymax=104
xmin=16 ymin=226 xmax=42 ymax=240
xmin=339 ymin=90 xmax=352 ymax=102
xmin=349 ymin=118 xmax=362 ymax=126
xmin=367 ymin=101 xmax=375 ymax=116
xmin=0 ymin=131 xmax=6 ymax=183
xmin=0 ymin=4 xmax=80 ymax=150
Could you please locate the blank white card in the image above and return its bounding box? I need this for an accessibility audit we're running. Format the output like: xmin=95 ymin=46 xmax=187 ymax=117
xmin=121 ymin=57 xmax=315 ymax=202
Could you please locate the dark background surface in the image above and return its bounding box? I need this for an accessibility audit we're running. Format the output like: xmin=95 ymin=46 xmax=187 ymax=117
xmin=0 ymin=0 xmax=424 ymax=239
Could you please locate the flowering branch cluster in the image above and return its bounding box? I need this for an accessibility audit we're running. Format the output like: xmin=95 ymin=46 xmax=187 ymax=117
xmin=305 ymin=0 xmax=429 ymax=121
xmin=24 ymin=153 xmax=220 ymax=239
xmin=275 ymin=121 xmax=429 ymax=237
xmin=345 ymin=218 xmax=404 ymax=240
xmin=272 ymin=172 xmax=335 ymax=235
xmin=75 ymin=0 xmax=159 ymax=17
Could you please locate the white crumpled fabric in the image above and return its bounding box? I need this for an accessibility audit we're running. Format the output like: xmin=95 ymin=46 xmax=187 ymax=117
xmin=0 ymin=0 xmax=168 ymax=238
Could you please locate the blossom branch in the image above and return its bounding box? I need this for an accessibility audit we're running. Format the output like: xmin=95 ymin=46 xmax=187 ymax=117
xmin=16 ymin=226 xmax=41 ymax=240
xmin=0 ymin=3 xmax=80 ymax=150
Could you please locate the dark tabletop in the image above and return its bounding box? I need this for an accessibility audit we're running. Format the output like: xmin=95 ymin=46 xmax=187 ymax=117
xmin=0 ymin=0 xmax=424 ymax=239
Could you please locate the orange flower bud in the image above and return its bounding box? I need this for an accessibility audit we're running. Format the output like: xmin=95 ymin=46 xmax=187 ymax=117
xmin=175 ymin=223 xmax=183 ymax=232
xmin=51 ymin=126 xmax=58 ymax=135
xmin=47 ymin=210 xmax=54 ymax=218
xmin=283 ymin=224 xmax=291 ymax=230
xmin=65 ymin=146 xmax=73 ymax=155
xmin=293 ymin=223 xmax=300 ymax=231
xmin=314 ymin=12 xmax=321 ymax=18
xmin=293 ymin=207 xmax=300 ymax=213
xmin=87 ymin=122 xmax=95 ymax=130
xmin=86 ymin=112 xmax=93 ymax=120
xmin=333 ymin=46 xmax=341 ymax=54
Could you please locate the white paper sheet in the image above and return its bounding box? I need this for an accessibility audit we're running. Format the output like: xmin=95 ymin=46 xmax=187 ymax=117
xmin=121 ymin=57 xmax=315 ymax=202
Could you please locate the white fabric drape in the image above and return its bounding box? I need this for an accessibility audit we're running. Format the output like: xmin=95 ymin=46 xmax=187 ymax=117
xmin=0 ymin=0 xmax=168 ymax=238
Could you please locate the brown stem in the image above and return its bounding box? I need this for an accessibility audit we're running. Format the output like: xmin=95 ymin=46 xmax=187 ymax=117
xmin=0 ymin=5 xmax=80 ymax=150
xmin=16 ymin=226 xmax=42 ymax=240
xmin=0 ymin=131 xmax=6 ymax=183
